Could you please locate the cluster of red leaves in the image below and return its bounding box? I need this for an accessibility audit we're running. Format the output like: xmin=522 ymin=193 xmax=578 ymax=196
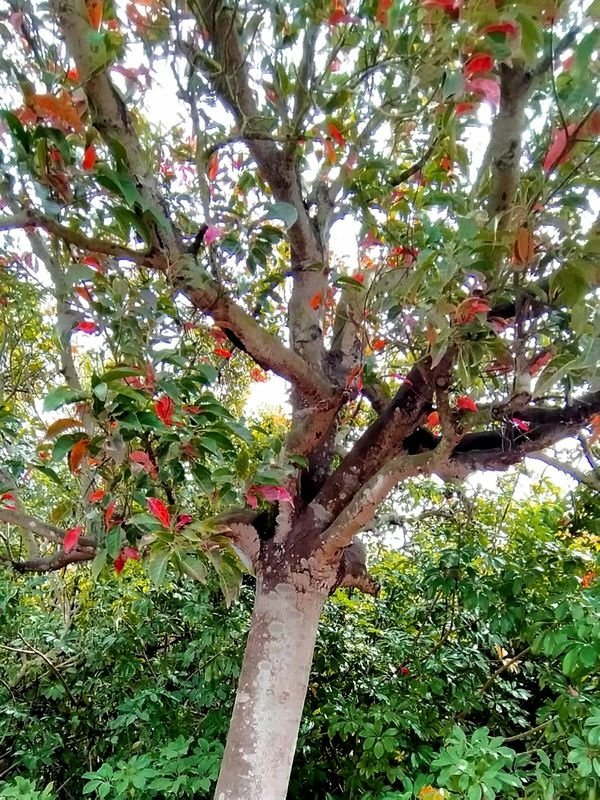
xmin=124 ymin=362 xmax=156 ymax=392
xmin=245 ymin=484 xmax=295 ymax=510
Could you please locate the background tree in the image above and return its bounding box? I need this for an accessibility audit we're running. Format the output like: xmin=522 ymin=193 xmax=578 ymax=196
xmin=0 ymin=0 xmax=599 ymax=797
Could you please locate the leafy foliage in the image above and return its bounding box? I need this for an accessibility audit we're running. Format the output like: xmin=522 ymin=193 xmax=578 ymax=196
xmin=1 ymin=483 xmax=598 ymax=799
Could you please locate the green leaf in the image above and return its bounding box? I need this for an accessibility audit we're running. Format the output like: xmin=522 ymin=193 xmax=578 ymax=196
xmin=30 ymin=464 xmax=63 ymax=485
xmin=90 ymin=549 xmax=107 ymax=580
xmin=147 ymin=547 xmax=171 ymax=585
xmin=262 ymin=201 xmax=298 ymax=228
xmin=44 ymin=386 xmax=86 ymax=412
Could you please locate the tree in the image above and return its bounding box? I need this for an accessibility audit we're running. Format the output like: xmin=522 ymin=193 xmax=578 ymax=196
xmin=0 ymin=0 xmax=598 ymax=797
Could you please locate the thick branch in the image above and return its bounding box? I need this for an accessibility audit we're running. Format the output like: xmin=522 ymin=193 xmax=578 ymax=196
xmin=0 ymin=508 xmax=95 ymax=549
xmin=0 ymin=212 xmax=153 ymax=265
xmin=488 ymin=64 xmax=533 ymax=220
xmin=451 ymin=390 xmax=600 ymax=473
xmin=318 ymin=451 xmax=434 ymax=555
xmin=10 ymin=550 xmax=95 ymax=573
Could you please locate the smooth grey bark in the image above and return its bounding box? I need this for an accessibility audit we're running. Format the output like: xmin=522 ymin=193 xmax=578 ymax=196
xmin=214 ymin=580 xmax=327 ymax=800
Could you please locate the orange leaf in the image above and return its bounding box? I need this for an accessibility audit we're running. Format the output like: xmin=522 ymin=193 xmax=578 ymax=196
xmin=512 ymin=226 xmax=535 ymax=268
xmin=30 ymin=91 xmax=84 ymax=133
xmin=86 ymin=0 xmax=103 ymax=29
xmin=323 ymin=138 xmax=337 ymax=165
xmin=45 ymin=417 xmax=85 ymax=439
xmin=454 ymin=297 xmax=491 ymax=324
xmin=375 ymin=0 xmax=393 ymax=24
xmin=68 ymin=438 xmax=89 ymax=474
xmin=207 ymin=152 xmax=219 ymax=181
xmin=326 ymin=120 xmax=346 ymax=147
xmin=309 ymin=292 xmax=323 ymax=310
xmin=75 ymin=286 xmax=93 ymax=303
xmin=104 ymin=499 xmax=117 ymax=529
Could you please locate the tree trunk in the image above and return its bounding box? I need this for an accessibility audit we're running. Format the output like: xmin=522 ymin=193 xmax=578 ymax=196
xmin=214 ymin=579 xmax=327 ymax=800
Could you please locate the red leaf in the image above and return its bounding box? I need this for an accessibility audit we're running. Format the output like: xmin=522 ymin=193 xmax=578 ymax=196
xmin=63 ymin=525 xmax=83 ymax=553
xmin=147 ymin=497 xmax=172 ymax=528
xmin=89 ymin=489 xmax=105 ymax=503
xmin=454 ymin=102 xmax=478 ymax=116
xmin=582 ymin=571 xmax=596 ymax=589
xmin=326 ymin=120 xmax=346 ymax=147
xmin=250 ymin=367 xmax=268 ymax=382
xmin=480 ymin=21 xmax=519 ymax=37
xmin=203 ymin=225 xmax=223 ymax=245
xmin=543 ymin=123 xmax=577 ymax=172
xmin=213 ymin=346 xmax=233 ymax=359
xmin=427 ymin=411 xmax=440 ymax=428
xmin=82 ymin=144 xmax=97 ymax=170
xmin=130 ymin=450 xmax=158 ymax=479
xmin=464 ymin=53 xmax=494 ymax=76
xmin=74 ymin=320 xmax=97 ymax=333
xmin=466 ymin=77 xmax=500 ymax=108
xmin=154 ymin=395 xmax=174 ymax=426
xmin=83 ymin=255 xmax=105 ymax=272
xmin=114 ymin=546 xmax=140 ymax=575
xmin=422 ymin=0 xmax=460 ymax=10
xmin=372 ymin=338 xmax=386 ymax=351
xmin=104 ymin=499 xmax=117 ymax=529
xmin=511 ymin=418 xmax=531 ymax=433
xmin=456 ymin=396 xmax=478 ymax=412
xmin=527 ymin=351 xmax=553 ymax=375
xmin=309 ymin=292 xmax=323 ymax=310
xmin=176 ymin=514 xmax=193 ymax=530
